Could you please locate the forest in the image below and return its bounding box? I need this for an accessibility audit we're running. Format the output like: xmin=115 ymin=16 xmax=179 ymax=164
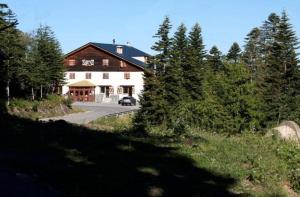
xmin=136 ymin=12 xmax=300 ymax=133
xmin=0 ymin=3 xmax=64 ymax=104
xmin=1 ymin=2 xmax=300 ymax=196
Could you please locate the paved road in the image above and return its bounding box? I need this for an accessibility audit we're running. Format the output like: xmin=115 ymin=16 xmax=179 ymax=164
xmin=41 ymin=102 xmax=139 ymax=124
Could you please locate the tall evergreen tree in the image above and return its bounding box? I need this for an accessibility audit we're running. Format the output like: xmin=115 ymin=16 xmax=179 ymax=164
xmin=243 ymin=27 xmax=262 ymax=81
xmin=26 ymin=25 xmax=64 ymax=98
xmin=135 ymin=70 xmax=167 ymax=128
xmin=221 ymin=63 xmax=264 ymax=132
xmin=165 ymin=23 xmax=187 ymax=106
xmin=151 ymin=16 xmax=172 ymax=76
xmin=207 ymin=45 xmax=223 ymax=71
xmin=227 ymin=42 xmax=241 ymax=63
xmin=0 ymin=5 xmax=24 ymax=104
xmin=185 ymin=23 xmax=206 ymax=100
xmin=259 ymin=11 xmax=300 ymax=125
xmin=137 ymin=17 xmax=172 ymax=129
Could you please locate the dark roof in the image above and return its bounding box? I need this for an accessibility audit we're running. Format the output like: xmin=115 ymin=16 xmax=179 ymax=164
xmin=90 ymin=43 xmax=149 ymax=68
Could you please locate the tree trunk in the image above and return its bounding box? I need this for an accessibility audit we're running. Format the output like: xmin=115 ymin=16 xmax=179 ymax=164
xmin=6 ymin=80 xmax=10 ymax=106
xmin=31 ymin=87 xmax=35 ymax=100
xmin=40 ymin=85 xmax=43 ymax=99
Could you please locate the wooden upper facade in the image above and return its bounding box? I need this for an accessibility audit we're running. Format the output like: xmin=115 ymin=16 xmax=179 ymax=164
xmin=64 ymin=43 xmax=149 ymax=72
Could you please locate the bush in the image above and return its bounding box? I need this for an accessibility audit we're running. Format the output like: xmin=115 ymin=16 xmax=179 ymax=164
xmin=276 ymin=142 xmax=300 ymax=192
xmin=32 ymin=101 xmax=39 ymax=112
xmin=63 ymin=97 xmax=73 ymax=109
xmin=8 ymin=95 xmax=74 ymax=119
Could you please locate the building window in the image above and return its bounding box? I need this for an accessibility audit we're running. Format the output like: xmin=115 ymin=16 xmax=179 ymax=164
xmin=103 ymin=73 xmax=109 ymax=79
xmin=103 ymin=59 xmax=109 ymax=66
xmin=116 ymin=46 xmax=123 ymax=54
xmin=100 ymin=86 xmax=105 ymax=93
xmin=82 ymin=59 xmax=94 ymax=66
xmin=69 ymin=73 xmax=75 ymax=79
xmin=68 ymin=59 xmax=76 ymax=66
xmin=124 ymin=72 xmax=130 ymax=80
xmin=86 ymin=73 xmax=91 ymax=79
xmin=123 ymin=86 xmax=129 ymax=94
xmin=120 ymin=60 xmax=127 ymax=68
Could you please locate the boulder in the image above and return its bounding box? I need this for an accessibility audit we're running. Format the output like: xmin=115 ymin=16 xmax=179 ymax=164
xmin=269 ymin=121 xmax=300 ymax=142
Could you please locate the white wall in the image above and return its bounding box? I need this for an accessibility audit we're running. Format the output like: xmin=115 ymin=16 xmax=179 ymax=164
xmin=62 ymin=71 xmax=144 ymax=100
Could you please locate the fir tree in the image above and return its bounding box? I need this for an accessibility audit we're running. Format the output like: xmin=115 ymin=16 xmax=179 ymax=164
xmin=27 ymin=25 xmax=64 ymax=98
xmin=243 ymin=27 xmax=262 ymax=81
xmin=207 ymin=45 xmax=223 ymax=71
xmin=0 ymin=5 xmax=24 ymax=104
xmin=227 ymin=42 xmax=241 ymax=63
xmin=151 ymin=16 xmax=172 ymax=76
xmin=221 ymin=63 xmax=264 ymax=132
xmin=165 ymin=23 xmax=187 ymax=106
xmin=274 ymin=11 xmax=300 ymax=123
xmin=135 ymin=70 xmax=167 ymax=128
xmin=185 ymin=23 xmax=206 ymax=100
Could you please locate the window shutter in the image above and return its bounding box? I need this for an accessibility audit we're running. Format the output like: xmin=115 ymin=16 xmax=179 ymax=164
xmin=132 ymin=87 xmax=135 ymax=94
xmin=109 ymin=87 xmax=114 ymax=94
xmin=117 ymin=87 xmax=123 ymax=94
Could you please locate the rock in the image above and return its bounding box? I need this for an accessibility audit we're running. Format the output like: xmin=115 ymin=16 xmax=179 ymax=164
xmin=268 ymin=121 xmax=300 ymax=142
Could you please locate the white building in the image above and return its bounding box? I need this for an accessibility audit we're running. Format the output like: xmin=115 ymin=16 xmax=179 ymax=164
xmin=62 ymin=42 xmax=149 ymax=103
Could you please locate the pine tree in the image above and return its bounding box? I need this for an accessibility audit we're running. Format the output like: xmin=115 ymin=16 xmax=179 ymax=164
xmin=27 ymin=25 xmax=64 ymax=98
xmin=185 ymin=23 xmax=206 ymax=100
xmin=243 ymin=27 xmax=262 ymax=81
xmin=135 ymin=70 xmax=167 ymax=128
xmin=136 ymin=17 xmax=172 ymax=129
xmin=227 ymin=42 xmax=241 ymax=63
xmin=221 ymin=63 xmax=264 ymax=132
xmin=259 ymin=13 xmax=281 ymax=60
xmin=0 ymin=5 xmax=24 ymax=104
xmin=274 ymin=11 xmax=300 ymax=123
xmin=207 ymin=45 xmax=223 ymax=71
xmin=165 ymin=23 xmax=187 ymax=106
xmin=151 ymin=16 xmax=172 ymax=76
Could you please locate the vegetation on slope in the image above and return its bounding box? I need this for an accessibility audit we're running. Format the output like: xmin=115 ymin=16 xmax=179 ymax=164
xmin=7 ymin=95 xmax=80 ymax=119
xmin=90 ymin=115 xmax=300 ymax=196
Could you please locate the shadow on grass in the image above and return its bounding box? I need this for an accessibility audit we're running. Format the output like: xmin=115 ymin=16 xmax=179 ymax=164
xmin=0 ymin=111 xmax=243 ymax=196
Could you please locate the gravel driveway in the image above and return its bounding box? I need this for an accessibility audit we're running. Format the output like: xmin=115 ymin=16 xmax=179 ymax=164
xmin=41 ymin=102 xmax=139 ymax=124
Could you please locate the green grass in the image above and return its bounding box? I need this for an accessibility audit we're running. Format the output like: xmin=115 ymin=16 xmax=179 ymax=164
xmin=1 ymin=111 xmax=299 ymax=196
xmin=7 ymin=95 xmax=82 ymax=119
xmin=88 ymin=114 xmax=134 ymax=132
xmin=89 ymin=115 xmax=300 ymax=196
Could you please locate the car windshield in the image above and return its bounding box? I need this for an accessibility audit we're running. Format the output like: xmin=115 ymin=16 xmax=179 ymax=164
xmin=123 ymin=97 xmax=130 ymax=99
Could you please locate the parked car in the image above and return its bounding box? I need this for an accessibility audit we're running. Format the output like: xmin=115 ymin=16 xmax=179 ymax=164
xmin=118 ymin=96 xmax=136 ymax=106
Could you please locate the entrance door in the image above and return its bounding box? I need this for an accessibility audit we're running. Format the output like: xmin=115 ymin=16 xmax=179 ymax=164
xmin=128 ymin=87 xmax=132 ymax=96
xmin=69 ymin=87 xmax=95 ymax=102
xmin=105 ymin=86 xmax=110 ymax=98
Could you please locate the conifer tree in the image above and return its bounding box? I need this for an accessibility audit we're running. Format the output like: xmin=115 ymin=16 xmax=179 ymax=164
xmin=185 ymin=23 xmax=206 ymax=100
xmin=0 ymin=5 xmax=24 ymax=104
xmin=137 ymin=17 xmax=172 ymax=129
xmin=221 ymin=63 xmax=264 ymax=132
xmin=165 ymin=23 xmax=187 ymax=106
xmin=26 ymin=25 xmax=64 ymax=98
xmin=256 ymin=11 xmax=300 ymax=126
xmin=151 ymin=16 xmax=172 ymax=76
xmin=207 ymin=45 xmax=223 ymax=71
xmin=135 ymin=70 xmax=167 ymax=128
xmin=227 ymin=42 xmax=241 ymax=63
xmin=243 ymin=27 xmax=262 ymax=81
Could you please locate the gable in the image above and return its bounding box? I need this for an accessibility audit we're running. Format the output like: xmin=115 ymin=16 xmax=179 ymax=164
xmin=64 ymin=43 xmax=147 ymax=72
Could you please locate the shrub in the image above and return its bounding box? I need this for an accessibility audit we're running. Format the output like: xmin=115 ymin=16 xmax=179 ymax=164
xmin=63 ymin=97 xmax=73 ymax=109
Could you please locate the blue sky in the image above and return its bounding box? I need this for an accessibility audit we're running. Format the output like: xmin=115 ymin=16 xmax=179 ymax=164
xmin=3 ymin=0 xmax=300 ymax=55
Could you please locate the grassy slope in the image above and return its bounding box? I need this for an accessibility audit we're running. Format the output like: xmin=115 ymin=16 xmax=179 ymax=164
xmin=1 ymin=112 xmax=299 ymax=196
xmin=89 ymin=116 xmax=300 ymax=196
xmin=7 ymin=95 xmax=82 ymax=119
